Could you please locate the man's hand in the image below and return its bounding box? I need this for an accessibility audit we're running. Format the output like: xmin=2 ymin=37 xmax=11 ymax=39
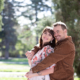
xmin=25 ymin=51 xmax=34 ymax=60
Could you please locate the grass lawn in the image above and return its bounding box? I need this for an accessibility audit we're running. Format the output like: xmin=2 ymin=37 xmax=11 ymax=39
xmin=0 ymin=77 xmax=79 ymax=80
xmin=0 ymin=58 xmax=30 ymax=72
xmin=0 ymin=64 xmax=30 ymax=72
xmin=74 ymin=78 xmax=80 ymax=80
xmin=0 ymin=77 xmax=28 ymax=80
xmin=0 ymin=58 xmax=28 ymax=62
xmin=0 ymin=58 xmax=80 ymax=80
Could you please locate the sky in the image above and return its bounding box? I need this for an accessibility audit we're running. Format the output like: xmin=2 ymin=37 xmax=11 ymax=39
xmin=14 ymin=0 xmax=52 ymax=26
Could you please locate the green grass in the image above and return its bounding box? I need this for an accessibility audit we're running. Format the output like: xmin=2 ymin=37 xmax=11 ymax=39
xmin=0 ymin=58 xmax=80 ymax=80
xmin=74 ymin=78 xmax=80 ymax=80
xmin=0 ymin=61 xmax=29 ymax=66
xmin=0 ymin=58 xmax=30 ymax=72
xmin=0 ymin=67 xmax=30 ymax=72
xmin=0 ymin=58 xmax=28 ymax=62
xmin=0 ymin=77 xmax=28 ymax=80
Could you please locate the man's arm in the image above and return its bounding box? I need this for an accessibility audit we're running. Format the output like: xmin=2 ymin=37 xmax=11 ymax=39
xmin=31 ymin=45 xmax=40 ymax=55
xmin=32 ymin=43 xmax=75 ymax=73
xmin=25 ymin=44 xmax=39 ymax=60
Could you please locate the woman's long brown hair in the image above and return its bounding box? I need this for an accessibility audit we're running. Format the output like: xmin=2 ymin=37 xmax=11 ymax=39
xmin=36 ymin=26 xmax=55 ymax=50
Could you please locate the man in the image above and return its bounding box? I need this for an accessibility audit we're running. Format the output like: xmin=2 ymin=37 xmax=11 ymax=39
xmin=26 ymin=21 xmax=75 ymax=80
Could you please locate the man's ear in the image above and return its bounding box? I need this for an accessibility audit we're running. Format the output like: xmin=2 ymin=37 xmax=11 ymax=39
xmin=64 ymin=29 xmax=67 ymax=33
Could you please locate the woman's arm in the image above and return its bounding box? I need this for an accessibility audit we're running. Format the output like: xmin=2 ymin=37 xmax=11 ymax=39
xmin=36 ymin=67 xmax=54 ymax=76
xmin=25 ymin=67 xmax=54 ymax=78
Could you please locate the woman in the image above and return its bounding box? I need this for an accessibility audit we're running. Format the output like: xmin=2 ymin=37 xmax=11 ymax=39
xmin=25 ymin=26 xmax=56 ymax=80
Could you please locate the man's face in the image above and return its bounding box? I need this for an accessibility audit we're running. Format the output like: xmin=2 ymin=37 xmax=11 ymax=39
xmin=53 ymin=25 xmax=67 ymax=42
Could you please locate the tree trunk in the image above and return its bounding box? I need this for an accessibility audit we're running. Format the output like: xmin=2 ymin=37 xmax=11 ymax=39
xmin=5 ymin=39 xmax=9 ymax=59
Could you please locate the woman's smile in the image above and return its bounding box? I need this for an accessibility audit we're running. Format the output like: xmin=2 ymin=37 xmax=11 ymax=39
xmin=43 ymin=37 xmax=48 ymax=40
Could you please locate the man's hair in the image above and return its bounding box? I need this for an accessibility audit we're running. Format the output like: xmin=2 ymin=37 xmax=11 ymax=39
xmin=53 ymin=21 xmax=68 ymax=30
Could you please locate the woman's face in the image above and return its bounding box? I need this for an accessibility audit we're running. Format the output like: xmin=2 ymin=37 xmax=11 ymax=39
xmin=42 ymin=31 xmax=53 ymax=44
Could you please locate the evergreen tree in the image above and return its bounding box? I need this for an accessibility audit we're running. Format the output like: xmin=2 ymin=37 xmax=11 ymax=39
xmin=0 ymin=0 xmax=4 ymax=30
xmin=1 ymin=0 xmax=17 ymax=59
xmin=29 ymin=0 xmax=52 ymax=43
xmin=0 ymin=0 xmax=4 ymax=58
xmin=13 ymin=0 xmax=52 ymax=44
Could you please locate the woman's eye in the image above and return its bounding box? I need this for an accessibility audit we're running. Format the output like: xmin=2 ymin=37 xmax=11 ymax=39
xmin=49 ymin=34 xmax=51 ymax=36
xmin=44 ymin=32 xmax=47 ymax=34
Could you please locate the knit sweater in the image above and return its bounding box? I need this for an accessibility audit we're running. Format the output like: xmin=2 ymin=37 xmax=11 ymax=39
xmin=32 ymin=36 xmax=75 ymax=80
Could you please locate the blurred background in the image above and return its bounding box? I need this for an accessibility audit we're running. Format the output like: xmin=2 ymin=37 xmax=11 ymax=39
xmin=0 ymin=0 xmax=80 ymax=80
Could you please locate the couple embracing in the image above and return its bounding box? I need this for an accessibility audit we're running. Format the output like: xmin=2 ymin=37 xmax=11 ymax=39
xmin=25 ymin=21 xmax=75 ymax=80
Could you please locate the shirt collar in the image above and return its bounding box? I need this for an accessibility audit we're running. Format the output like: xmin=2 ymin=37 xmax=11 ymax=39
xmin=56 ymin=36 xmax=72 ymax=45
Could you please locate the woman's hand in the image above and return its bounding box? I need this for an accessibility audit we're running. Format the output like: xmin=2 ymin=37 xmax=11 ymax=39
xmin=25 ymin=51 xmax=34 ymax=60
xmin=25 ymin=70 xmax=37 ymax=78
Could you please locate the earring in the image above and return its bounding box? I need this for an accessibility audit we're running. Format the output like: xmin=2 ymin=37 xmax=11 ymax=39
xmin=51 ymin=41 xmax=52 ymax=43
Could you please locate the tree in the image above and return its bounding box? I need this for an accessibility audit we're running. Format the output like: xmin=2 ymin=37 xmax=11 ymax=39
xmin=1 ymin=0 xmax=17 ymax=59
xmin=13 ymin=0 xmax=52 ymax=44
xmin=28 ymin=0 xmax=53 ymax=43
xmin=34 ymin=16 xmax=55 ymax=44
xmin=15 ymin=24 xmax=36 ymax=57
xmin=0 ymin=0 xmax=4 ymax=30
xmin=52 ymin=0 xmax=80 ymax=77
xmin=35 ymin=16 xmax=55 ymax=36
xmin=0 ymin=0 xmax=4 ymax=58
